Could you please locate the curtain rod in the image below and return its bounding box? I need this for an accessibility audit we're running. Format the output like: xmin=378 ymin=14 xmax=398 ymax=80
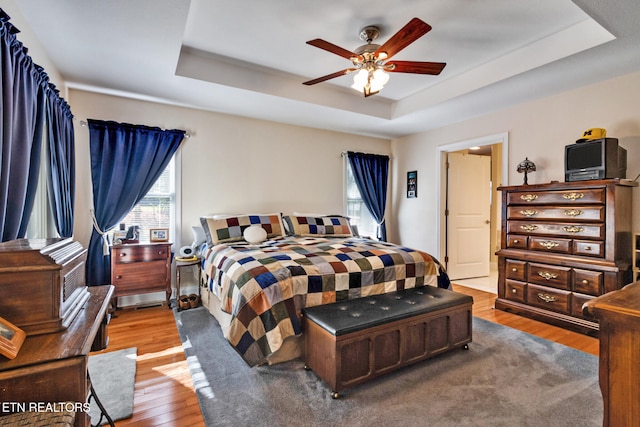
xmin=79 ymin=120 xmax=191 ymax=138
xmin=341 ymin=151 xmax=392 ymax=159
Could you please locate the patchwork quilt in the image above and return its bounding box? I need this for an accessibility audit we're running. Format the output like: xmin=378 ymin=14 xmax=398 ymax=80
xmin=202 ymin=236 xmax=449 ymax=366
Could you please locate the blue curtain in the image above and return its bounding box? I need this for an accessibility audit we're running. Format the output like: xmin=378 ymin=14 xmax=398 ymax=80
xmin=347 ymin=151 xmax=389 ymax=241
xmin=45 ymin=87 xmax=75 ymax=237
xmin=86 ymin=119 xmax=185 ymax=285
xmin=0 ymin=11 xmax=46 ymax=241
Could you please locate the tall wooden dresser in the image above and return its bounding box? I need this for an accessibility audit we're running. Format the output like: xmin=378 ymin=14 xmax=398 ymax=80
xmin=495 ymin=179 xmax=636 ymax=334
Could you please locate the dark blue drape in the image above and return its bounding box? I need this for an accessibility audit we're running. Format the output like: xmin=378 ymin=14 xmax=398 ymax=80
xmin=45 ymin=87 xmax=75 ymax=237
xmin=86 ymin=119 xmax=185 ymax=285
xmin=0 ymin=11 xmax=45 ymax=241
xmin=347 ymin=151 xmax=389 ymax=241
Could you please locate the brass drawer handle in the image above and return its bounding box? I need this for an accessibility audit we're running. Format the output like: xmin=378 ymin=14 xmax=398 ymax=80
xmin=513 ymin=239 xmax=520 ymax=244
xmin=511 ymin=267 xmax=518 ymax=272
xmin=563 ymin=209 xmax=583 ymax=217
xmin=520 ymin=210 xmax=538 ymax=217
xmin=520 ymin=194 xmax=538 ymax=202
xmin=537 ymin=293 xmax=557 ymax=303
xmin=520 ymin=224 xmax=538 ymax=232
xmin=511 ymin=288 xmax=517 ymax=294
xmin=562 ymin=192 xmax=584 ymax=201
xmin=120 ymin=253 xmax=126 ymax=257
xmin=538 ymin=271 xmax=558 ymax=280
xmin=582 ymin=279 xmax=589 ymax=285
xmin=583 ymin=245 xmax=592 ymax=251
xmin=539 ymin=241 xmax=559 ymax=250
xmin=563 ymin=226 xmax=584 ymax=234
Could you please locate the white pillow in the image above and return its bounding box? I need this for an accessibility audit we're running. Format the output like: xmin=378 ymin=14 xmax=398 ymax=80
xmin=243 ymin=225 xmax=267 ymax=244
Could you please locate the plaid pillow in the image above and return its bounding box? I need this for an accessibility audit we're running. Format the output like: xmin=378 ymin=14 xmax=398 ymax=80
xmin=287 ymin=215 xmax=353 ymax=237
xmin=200 ymin=214 xmax=285 ymax=245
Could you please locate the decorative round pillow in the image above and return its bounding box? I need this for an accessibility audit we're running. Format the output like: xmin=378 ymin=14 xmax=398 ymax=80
xmin=243 ymin=225 xmax=267 ymax=244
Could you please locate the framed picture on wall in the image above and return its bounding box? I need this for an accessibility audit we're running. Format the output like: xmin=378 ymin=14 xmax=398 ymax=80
xmin=0 ymin=316 xmax=26 ymax=360
xmin=150 ymin=228 xmax=169 ymax=242
xmin=407 ymin=171 xmax=418 ymax=198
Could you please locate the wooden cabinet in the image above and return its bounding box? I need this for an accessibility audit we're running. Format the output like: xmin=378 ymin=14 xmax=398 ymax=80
xmin=111 ymin=243 xmax=171 ymax=308
xmin=0 ymin=238 xmax=89 ymax=335
xmin=495 ymin=179 xmax=636 ymax=334
xmin=0 ymin=285 xmax=114 ymax=427
xmin=583 ymin=281 xmax=640 ymax=427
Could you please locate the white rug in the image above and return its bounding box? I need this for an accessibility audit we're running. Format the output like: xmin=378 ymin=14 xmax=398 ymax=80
xmin=88 ymin=347 xmax=137 ymax=425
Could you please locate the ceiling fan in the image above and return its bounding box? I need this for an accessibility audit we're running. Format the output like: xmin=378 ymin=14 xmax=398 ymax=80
xmin=303 ymin=17 xmax=446 ymax=97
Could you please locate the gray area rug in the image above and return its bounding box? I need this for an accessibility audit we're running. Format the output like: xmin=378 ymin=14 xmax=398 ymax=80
xmin=88 ymin=347 xmax=137 ymax=425
xmin=174 ymin=307 xmax=602 ymax=427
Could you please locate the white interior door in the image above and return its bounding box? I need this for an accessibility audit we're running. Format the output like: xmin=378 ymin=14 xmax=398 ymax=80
xmin=446 ymin=152 xmax=491 ymax=280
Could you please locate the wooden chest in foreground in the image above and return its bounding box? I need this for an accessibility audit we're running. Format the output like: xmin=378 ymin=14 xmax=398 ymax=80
xmin=303 ymin=286 xmax=473 ymax=398
xmin=0 ymin=238 xmax=89 ymax=335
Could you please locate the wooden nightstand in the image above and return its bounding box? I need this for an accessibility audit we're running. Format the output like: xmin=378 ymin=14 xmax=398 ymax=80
xmin=111 ymin=242 xmax=172 ymax=309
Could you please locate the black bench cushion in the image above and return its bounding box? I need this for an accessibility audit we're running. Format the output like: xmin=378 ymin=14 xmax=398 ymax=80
xmin=302 ymin=286 xmax=473 ymax=336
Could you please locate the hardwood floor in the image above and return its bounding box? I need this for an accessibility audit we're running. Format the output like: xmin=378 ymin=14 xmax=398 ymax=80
xmin=94 ymin=285 xmax=598 ymax=426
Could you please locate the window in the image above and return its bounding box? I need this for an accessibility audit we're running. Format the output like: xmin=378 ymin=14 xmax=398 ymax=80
xmin=120 ymin=157 xmax=176 ymax=243
xmin=345 ymin=160 xmax=378 ymax=239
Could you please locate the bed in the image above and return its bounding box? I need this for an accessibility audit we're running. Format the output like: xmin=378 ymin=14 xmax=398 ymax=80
xmin=198 ymin=213 xmax=450 ymax=366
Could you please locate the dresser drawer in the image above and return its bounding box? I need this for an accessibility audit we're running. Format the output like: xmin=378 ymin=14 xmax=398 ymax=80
xmin=573 ymin=268 xmax=602 ymax=295
xmin=113 ymin=245 xmax=170 ymax=263
xmin=528 ymin=263 xmax=570 ymax=290
xmin=573 ymin=240 xmax=604 ymax=258
xmin=571 ymin=292 xmax=595 ymax=319
xmin=527 ymin=284 xmax=571 ymax=314
xmin=507 ymin=206 xmax=605 ymax=222
xmin=506 ymin=234 xmax=528 ymax=249
xmin=505 ymin=259 xmax=526 ymax=281
xmin=505 ymin=280 xmax=526 ymax=303
xmin=508 ymin=188 xmax=605 ymax=205
xmin=507 ymin=221 xmax=604 ymax=239
xmin=529 ymin=237 xmax=571 ymax=254
xmin=112 ymin=260 xmax=169 ymax=294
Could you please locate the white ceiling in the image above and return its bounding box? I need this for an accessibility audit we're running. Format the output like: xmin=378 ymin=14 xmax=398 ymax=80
xmin=11 ymin=0 xmax=640 ymax=139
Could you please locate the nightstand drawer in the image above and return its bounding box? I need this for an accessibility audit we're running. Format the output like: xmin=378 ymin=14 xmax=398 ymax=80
xmin=112 ymin=260 xmax=168 ymax=294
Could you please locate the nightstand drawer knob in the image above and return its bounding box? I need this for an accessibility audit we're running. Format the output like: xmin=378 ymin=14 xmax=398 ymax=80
xmin=512 ymin=268 xmax=518 ymax=272
xmin=512 ymin=288 xmax=517 ymax=294
xmin=120 ymin=253 xmax=126 ymax=257
xmin=582 ymin=279 xmax=589 ymax=285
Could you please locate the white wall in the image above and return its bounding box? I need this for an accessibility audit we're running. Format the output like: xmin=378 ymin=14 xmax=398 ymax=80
xmin=392 ymin=70 xmax=640 ymax=259
xmin=69 ymin=89 xmax=392 ymax=249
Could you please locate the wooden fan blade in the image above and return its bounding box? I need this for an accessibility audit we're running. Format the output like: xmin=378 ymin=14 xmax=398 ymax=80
xmin=386 ymin=61 xmax=446 ymax=75
xmin=306 ymin=39 xmax=361 ymax=61
xmin=303 ymin=68 xmax=356 ymax=85
xmin=375 ymin=18 xmax=432 ymax=60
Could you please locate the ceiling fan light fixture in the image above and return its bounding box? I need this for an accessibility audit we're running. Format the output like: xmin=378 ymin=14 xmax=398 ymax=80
xmin=351 ymin=68 xmax=388 ymax=96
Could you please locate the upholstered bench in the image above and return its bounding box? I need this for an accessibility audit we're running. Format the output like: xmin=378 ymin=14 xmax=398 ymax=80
xmin=302 ymin=286 xmax=473 ymax=398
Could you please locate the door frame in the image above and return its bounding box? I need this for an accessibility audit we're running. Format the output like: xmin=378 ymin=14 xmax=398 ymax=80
xmin=435 ymin=132 xmax=509 ymax=264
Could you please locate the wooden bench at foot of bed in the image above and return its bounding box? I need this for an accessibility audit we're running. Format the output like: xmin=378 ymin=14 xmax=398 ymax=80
xmin=302 ymin=286 xmax=473 ymax=398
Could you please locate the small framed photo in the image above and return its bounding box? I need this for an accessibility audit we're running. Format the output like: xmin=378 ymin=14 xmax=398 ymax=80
xmin=0 ymin=316 xmax=26 ymax=360
xmin=150 ymin=228 xmax=169 ymax=242
xmin=407 ymin=170 xmax=418 ymax=198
